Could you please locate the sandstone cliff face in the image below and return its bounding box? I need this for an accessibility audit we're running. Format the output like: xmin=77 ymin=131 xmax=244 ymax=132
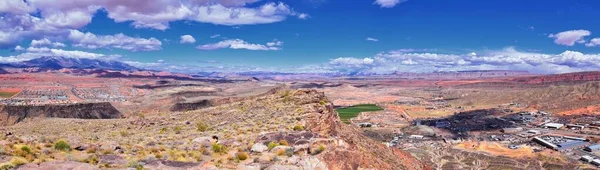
xmin=0 ymin=102 xmax=122 ymax=126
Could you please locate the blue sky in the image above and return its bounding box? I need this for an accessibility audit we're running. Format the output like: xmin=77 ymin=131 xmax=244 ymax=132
xmin=1 ymin=0 xmax=600 ymax=74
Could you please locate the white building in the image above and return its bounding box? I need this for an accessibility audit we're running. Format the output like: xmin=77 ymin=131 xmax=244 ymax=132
xmin=542 ymin=123 xmax=564 ymax=129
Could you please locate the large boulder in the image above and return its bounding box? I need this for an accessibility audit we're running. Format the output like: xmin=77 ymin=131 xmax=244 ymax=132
xmin=251 ymin=143 xmax=268 ymax=153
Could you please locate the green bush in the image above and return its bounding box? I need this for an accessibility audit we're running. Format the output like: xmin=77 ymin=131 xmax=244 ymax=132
xmin=54 ymin=140 xmax=71 ymax=151
xmin=267 ymin=142 xmax=279 ymax=151
xmin=314 ymin=144 xmax=326 ymax=155
xmin=211 ymin=143 xmax=225 ymax=154
xmin=196 ymin=121 xmax=209 ymax=132
xmin=293 ymin=125 xmax=304 ymax=131
xmin=17 ymin=145 xmax=31 ymax=154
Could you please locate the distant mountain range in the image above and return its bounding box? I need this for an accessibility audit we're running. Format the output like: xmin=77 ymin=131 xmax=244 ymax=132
xmin=0 ymin=56 xmax=137 ymax=71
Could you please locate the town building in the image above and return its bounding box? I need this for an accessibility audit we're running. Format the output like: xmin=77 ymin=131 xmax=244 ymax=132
xmin=585 ymin=144 xmax=600 ymax=152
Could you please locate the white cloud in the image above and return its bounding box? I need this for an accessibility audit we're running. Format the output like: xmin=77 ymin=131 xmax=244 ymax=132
xmin=14 ymin=45 xmax=24 ymax=51
xmin=0 ymin=1 xmax=306 ymax=46
xmin=190 ymin=0 xmax=261 ymax=7
xmin=68 ymin=30 xmax=162 ymax=51
xmin=366 ymin=37 xmax=379 ymax=42
xmin=317 ymin=47 xmax=600 ymax=74
xmin=374 ymin=0 xmax=408 ymax=8
xmin=210 ymin=34 xmax=221 ymax=38
xmin=196 ymin=39 xmax=282 ymax=50
xmin=192 ymin=2 xmax=302 ymax=26
xmin=548 ymin=30 xmax=591 ymax=46
xmin=298 ymin=13 xmax=309 ymax=19
xmin=30 ymin=38 xmax=67 ymax=47
xmin=586 ymin=38 xmax=600 ymax=47
xmin=266 ymin=40 xmax=283 ymax=47
xmin=180 ymin=35 xmax=196 ymax=44
xmin=0 ymin=0 xmax=35 ymax=14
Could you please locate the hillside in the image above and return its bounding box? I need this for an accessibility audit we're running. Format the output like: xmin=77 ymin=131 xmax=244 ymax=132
xmin=0 ymin=89 xmax=426 ymax=169
xmin=0 ymin=102 xmax=122 ymax=126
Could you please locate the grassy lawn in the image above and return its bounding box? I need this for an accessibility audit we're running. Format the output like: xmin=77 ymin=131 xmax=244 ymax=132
xmin=0 ymin=92 xmax=18 ymax=98
xmin=336 ymin=104 xmax=383 ymax=124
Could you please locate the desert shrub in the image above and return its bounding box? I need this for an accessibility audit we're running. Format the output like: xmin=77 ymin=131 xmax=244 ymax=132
xmin=14 ymin=145 xmax=32 ymax=157
xmin=276 ymin=149 xmax=285 ymax=156
xmin=85 ymin=154 xmax=99 ymax=165
xmin=319 ymin=99 xmax=327 ymax=105
xmin=267 ymin=142 xmax=279 ymax=151
xmin=293 ymin=125 xmax=304 ymax=131
xmin=9 ymin=156 xmax=27 ymax=166
xmin=211 ymin=143 xmax=225 ymax=154
xmin=119 ymin=130 xmax=129 ymax=137
xmin=86 ymin=146 xmax=98 ymax=153
xmin=0 ymin=163 xmax=14 ymax=170
xmin=279 ymin=140 xmax=289 ymax=146
xmin=285 ymin=148 xmax=294 ymax=157
xmin=236 ymin=152 xmax=249 ymax=160
xmin=159 ymin=127 xmax=168 ymax=134
xmin=173 ymin=126 xmax=183 ymax=134
xmin=196 ymin=121 xmax=209 ymax=132
xmin=313 ymin=144 xmax=326 ymax=155
xmin=54 ymin=140 xmax=71 ymax=152
xmin=126 ymin=160 xmax=144 ymax=170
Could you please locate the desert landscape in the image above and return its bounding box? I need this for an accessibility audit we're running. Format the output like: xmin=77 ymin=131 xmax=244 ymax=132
xmin=1 ymin=65 xmax=600 ymax=169
xmin=2 ymin=0 xmax=600 ymax=169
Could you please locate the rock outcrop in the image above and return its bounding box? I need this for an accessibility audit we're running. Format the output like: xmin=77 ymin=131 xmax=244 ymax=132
xmin=295 ymin=90 xmax=428 ymax=170
xmin=0 ymin=102 xmax=122 ymax=126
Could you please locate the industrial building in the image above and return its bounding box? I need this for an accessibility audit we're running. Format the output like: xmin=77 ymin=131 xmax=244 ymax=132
xmin=556 ymin=140 xmax=589 ymax=152
xmin=533 ymin=137 xmax=558 ymax=149
xmin=593 ymin=159 xmax=600 ymax=166
xmin=585 ymin=144 xmax=600 ymax=152
xmin=501 ymin=127 xmax=523 ymax=133
xmin=542 ymin=123 xmax=564 ymax=129
xmin=581 ymin=155 xmax=594 ymax=162
xmin=563 ymin=136 xmax=587 ymax=141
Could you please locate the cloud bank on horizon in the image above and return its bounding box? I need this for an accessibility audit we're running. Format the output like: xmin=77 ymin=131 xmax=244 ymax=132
xmin=1 ymin=0 xmax=600 ymax=75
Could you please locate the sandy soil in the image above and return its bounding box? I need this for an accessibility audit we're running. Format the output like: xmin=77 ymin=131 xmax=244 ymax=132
xmin=454 ymin=141 xmax=535 ymax=158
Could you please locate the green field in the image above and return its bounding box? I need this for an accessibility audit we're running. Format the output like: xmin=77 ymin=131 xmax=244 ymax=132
xmin=336 ymin=104 xmax=384 ymax=124
xmin=0 ymin=92 xmax=18 ymax=98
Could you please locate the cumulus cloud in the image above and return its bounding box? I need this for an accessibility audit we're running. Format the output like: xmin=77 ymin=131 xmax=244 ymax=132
xmin=316 ymin=47 xmax=600 ymax=74
xmin=586 ymin=38 xmax=600 ymax=47
xmin=0 ymin=0 xmax=35 ymax=14
xmin=68 ymin=30 xmax=162 ymax=51
xmin=14 ymin=45 xmax=24 ymax=51
xmin=374 ymin=0 xmax=408 ymax=8
xmin=366 ymin=37 xmax=379 ymax=42
xmin=31 ymin=38 xmax=66 ymax=47
xmin=548 ymin=30 xmax=591 ymax=46
xmin=0 ymin=0 xmax=306 ymax=46
xmin=192 ymin=2 xmax=302 ymax=26
xmin=180 ymin=35 xmax=196 ymax=44
xmin=190 ymin=0 xmax=261 ymax=7
xmin=298 ymin=13 xmax=309 ymax=19
xmin=196 ymin=39 xmax=282 ymax=50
